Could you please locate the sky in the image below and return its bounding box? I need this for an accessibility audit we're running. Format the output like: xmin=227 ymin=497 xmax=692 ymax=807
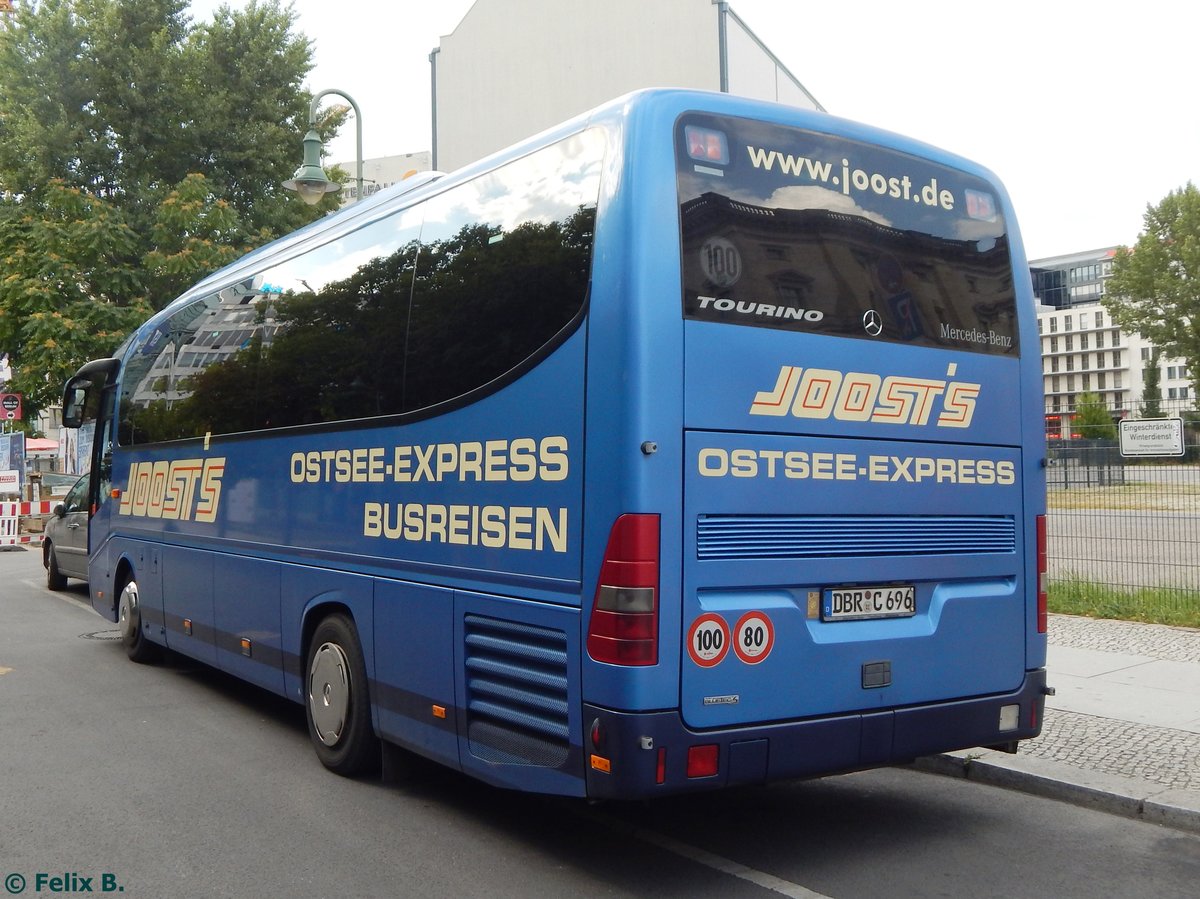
xmin=190 ymin=0 xmax=1198 ymax=261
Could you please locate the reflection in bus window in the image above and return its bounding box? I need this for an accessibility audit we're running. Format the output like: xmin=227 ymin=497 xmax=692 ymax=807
xmin=119 ymin=130 xmax=604 ymax=444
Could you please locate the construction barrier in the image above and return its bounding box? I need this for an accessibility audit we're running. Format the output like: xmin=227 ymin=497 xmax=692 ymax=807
xmin=0 ymin=500 xmax=54 ymax=546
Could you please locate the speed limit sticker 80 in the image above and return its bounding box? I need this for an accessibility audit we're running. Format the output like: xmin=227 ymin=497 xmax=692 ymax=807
xmin=687 ymin=612 xmax=774 ymax=667
xmin=733 ymin=612 xmax=774 ymax=664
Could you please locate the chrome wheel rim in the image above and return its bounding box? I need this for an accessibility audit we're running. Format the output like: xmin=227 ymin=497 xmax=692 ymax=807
xmin=118 ymin=581 xmax=140 ymax=643
xmin=308 ymin=642 xmax=351 ymax=747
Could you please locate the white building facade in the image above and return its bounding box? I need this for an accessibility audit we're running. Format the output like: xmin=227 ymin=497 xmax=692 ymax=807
xmin=429 ymin=0 xmax=821 ymax=172
xmin=1033 ymin=248 xmax=1191 ymax=439
xmin=332 ymin=151 xmax=433 ymax=205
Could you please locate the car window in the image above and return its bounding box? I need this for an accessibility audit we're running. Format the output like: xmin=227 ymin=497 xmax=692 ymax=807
xmin=62 ymin=475 xmax=89 ymax=514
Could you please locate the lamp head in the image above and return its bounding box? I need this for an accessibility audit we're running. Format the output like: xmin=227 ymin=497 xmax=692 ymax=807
xmin=282 ymin=129 xmax=340 ymax=205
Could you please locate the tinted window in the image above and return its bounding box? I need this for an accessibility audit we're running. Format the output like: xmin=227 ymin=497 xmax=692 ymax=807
xmin=120 ymin=129 xmax=604 ymax=445
xmin=404 ymin=133 xmax=602 ymax=412
xmin=677 ymin=114 xmax=1019 ymax=356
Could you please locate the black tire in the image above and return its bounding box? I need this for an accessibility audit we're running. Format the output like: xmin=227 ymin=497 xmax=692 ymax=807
xmin=117 ymin=576 xmax=159 ymax=664
xmin=45 ymin=545 xmax=67 ymax=591
xmin=305 ymin=613 xmax=379 ymax=776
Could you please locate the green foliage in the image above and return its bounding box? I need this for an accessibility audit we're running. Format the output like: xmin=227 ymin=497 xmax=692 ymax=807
xmin=1103 ymin=182 xmax=1200 ymax=402
xmin=0 ymin=181 xmax=152 ymax=410
xmin=143 ymin=173 xmax=266 ymax=304
xmin=1073 ymin=391 xmax=1118 ymax=440
xmin=1139 ymin=349 xmax=1163 ymax=417
xmin=0 ymin=0 xmax=339 ymax=421
xmin=180 ymin=1 xmax=346 ymax=238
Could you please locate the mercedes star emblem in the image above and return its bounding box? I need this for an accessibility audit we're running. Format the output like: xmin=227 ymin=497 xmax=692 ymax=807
xmin=862 ymin=309 xmax=883 ymax=337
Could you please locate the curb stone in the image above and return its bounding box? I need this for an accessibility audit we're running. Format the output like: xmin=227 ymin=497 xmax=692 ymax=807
xmin=912 ymin=749 xmax=1200 ymax=835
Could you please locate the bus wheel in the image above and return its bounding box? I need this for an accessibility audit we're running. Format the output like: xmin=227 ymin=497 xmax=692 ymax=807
xmin=306 ymin=614 xmax=379 ymax=776
xmin=118 ymin=577 xmax=158 ymax=664
xmin=45 ymin=545 xmax=67 ymax=591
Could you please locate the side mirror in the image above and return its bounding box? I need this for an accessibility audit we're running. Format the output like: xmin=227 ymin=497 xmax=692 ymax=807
xmin=54 ymin=503 xmax=66 ymax=518
xmin=62 ymin=357 xmax=120 ymax=428
xmin=61 ymin=385 xmax=88 ymax=429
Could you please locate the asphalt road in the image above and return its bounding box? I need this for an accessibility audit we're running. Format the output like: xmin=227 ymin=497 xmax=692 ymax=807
xmin=1 ymin=547 xmax=1197 ymax=899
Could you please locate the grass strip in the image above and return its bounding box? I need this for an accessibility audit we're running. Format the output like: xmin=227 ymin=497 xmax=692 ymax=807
xmin=1049 ymin=578 xmax=1200 ymax=628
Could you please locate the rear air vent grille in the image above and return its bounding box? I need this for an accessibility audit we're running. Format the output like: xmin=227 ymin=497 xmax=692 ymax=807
xmin=464 ymin=614 xmax=570 ymax=767
xmin=697 ymin=515 xmax=1016 ymax=560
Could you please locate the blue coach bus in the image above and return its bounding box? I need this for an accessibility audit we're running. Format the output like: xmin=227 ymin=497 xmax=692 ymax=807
xmin=61 ymin=89 xmax=1047 ymax=799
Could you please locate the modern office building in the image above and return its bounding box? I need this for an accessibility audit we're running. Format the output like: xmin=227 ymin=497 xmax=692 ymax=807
xmin=1033 ymin=248 xmax=1191 ymax=438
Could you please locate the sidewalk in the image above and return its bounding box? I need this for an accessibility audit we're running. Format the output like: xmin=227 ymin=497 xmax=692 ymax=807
xmin=917 ymin=613 xmax=1200 ymax=834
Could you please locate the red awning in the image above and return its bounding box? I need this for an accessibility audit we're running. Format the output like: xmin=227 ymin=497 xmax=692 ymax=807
xmin=25 ymin=438 xmax=58 ymax=452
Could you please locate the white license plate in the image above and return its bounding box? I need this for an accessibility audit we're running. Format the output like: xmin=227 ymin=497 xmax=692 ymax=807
xmin=823 ymin=584 xmax=916 ymax=621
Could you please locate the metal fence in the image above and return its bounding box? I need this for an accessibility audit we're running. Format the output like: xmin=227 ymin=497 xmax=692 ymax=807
xmin=1047 ymin=433 xmax=1200 ymax=610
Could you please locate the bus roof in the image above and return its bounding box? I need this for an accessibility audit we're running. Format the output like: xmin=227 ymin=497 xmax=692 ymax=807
xmin=152 ymin=88 xmax=1013 ymax=331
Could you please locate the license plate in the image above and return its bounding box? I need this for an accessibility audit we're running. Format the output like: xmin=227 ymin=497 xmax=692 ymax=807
xmin=823 ymin=584 xmax=916 ymax=621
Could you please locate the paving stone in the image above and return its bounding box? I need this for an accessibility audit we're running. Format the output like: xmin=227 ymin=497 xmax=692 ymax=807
xmin=919 ymin=614 xmax=1200 ymax=832
xmin=1049 ymin=613 xmax=1200 ymax=663
xmin=1032 ymin=616 xmax=1200 ymax=792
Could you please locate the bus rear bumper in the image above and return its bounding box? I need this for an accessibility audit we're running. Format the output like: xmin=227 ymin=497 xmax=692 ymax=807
xmin=583 ymin=668 xmax=1047 ymax=800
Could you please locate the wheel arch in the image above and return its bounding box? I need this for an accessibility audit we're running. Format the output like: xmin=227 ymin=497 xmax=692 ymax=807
xmin=282 ymin=574 xmax=377 ymax=720
xmin=300 ymin=600 xmax=357 ymax=672
xmin=111 ymin=555 xmax=136 ymax=616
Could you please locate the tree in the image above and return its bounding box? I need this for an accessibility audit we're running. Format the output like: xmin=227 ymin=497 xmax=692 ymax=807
xmin=0 ymin=0 xmax=334 ymax=236
xmin=178 ymin=1 xmax=346 ymax=239
xmin=142 ymin=173 xmax=264 ymax=305
xmin=1073 ymin=391 xmax=1118 ymax=441
xmin=0 ymin=0 xmax=342 ymax=419
xmin=1103 ymin=183 xmax=1200 ymax=402
xmin=0 ymin=181 xmax=152 ymax=412
xmin=1139 ymin=349 xmax=1163 ymax=417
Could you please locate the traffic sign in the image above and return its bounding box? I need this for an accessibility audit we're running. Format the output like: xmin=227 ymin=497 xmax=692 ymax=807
xmin=1119 ymin=417 xmax=1185 ymax=457
xmin=0 ymin=393 xmax=21 ymax=421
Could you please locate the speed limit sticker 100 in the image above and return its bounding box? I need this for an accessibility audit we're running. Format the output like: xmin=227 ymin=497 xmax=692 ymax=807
xmin=687 ymin=614 xmax=730 ymax=668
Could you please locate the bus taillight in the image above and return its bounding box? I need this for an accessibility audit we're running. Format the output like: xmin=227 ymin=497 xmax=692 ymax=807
xmin=1036 ymin=514 xmax=1048 ymax=633
xmin=587 ymin=514 xmax=660 ymax=666
xmin=684 ymin=125 xmax=729 ymax=165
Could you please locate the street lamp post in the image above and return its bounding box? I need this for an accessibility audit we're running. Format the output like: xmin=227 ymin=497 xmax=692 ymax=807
xmin=282 ymin=87 xmax=364 ymax=205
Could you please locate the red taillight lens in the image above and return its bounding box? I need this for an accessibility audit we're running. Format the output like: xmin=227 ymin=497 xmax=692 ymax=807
xmin=687 ymin=744 xmax=719 ymax=778
xmin=683 ymin=125 xmax=729 ymax=164
xmin=587 ymin=514 xmax=660 ymax=666
xmin=1036 ymin=514 xmax=1048 ymax=634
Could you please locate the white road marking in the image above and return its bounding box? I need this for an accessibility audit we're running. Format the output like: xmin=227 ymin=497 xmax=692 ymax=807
xmin=574 ymin=805 xmax=832 ymax=898
xmin=627 ymin=825 xmax=832 ymax=898
xmin=23 ymin=579 xmax=94 ymax=613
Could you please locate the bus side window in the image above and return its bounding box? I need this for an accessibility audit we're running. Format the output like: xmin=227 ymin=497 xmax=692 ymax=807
xmin=403 ymin=133 xmax=600 ymax=413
